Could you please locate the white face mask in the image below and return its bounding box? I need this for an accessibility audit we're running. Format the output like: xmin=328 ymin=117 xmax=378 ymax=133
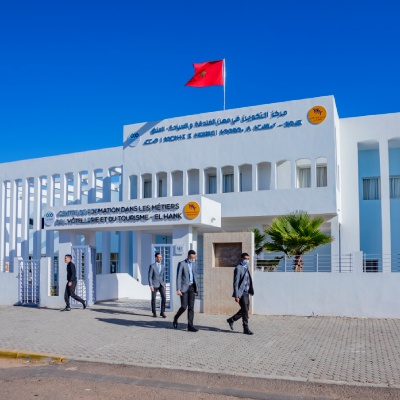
xmin=242 ymin=259 xmax=249 ymax=266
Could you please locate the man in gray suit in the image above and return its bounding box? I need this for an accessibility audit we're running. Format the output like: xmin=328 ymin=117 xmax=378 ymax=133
xmin=227 ymin=253 xmax=254 ymax=335
xmin=148 ymin=252 xmax=167 ymax=318
xmin=173 ymin=250 xmax=198 ymax=332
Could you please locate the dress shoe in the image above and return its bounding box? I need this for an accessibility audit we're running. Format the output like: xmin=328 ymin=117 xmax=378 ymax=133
xmin=160 ymin=313 xmax=166 ymax=318
xmin=188 ymin=327 xmax=199 ymax=332
xmin=173 ymin=318 xmax=178 ymax=329
xmin=82 ymin=301 xmax=86 ymax=309
xmin=61 ymin=307 xmax=71 ymax=311
xmin=152 ymin=313 xmax=157 ymax=318
xmin=227 ymin=318 xmax=234 ymax=330
xmin=243 ymin=328 xmax=254 ymax=335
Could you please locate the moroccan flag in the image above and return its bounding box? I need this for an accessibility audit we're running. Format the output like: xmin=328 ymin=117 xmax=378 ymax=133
xmin=185 ymin=60 xmax=224 ymax=87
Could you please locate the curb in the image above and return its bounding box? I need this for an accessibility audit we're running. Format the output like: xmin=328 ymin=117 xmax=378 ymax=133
xmin=0 ymin=348 xmax=66 ymax=362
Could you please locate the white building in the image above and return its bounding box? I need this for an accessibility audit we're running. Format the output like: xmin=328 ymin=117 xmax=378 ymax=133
xmin=1 ymin=95 xmax=399 ymax=317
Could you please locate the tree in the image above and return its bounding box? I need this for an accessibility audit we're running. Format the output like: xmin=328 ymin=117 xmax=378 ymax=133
xmin=250 ymin=228 xmax=265 ymax=256
xmin=263 ymin=211 xmax=333 ymax=272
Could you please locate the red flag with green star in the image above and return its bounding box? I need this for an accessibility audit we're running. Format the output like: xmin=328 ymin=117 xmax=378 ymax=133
xmin=185 ymin=60 xmax=224 ymax=87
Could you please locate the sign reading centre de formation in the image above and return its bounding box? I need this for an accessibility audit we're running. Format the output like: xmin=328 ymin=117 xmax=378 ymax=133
xmin=124 ymin=97 xmax=333 ymax=149
xmin=44 ymin=196 xmax=221 ymax=231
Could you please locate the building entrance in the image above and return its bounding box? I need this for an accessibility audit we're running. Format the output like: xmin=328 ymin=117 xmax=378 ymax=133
xmin=71 ymin=245 xmax=96 ymax=306
xmin=151 ymin=244 xmax=173 ymax=311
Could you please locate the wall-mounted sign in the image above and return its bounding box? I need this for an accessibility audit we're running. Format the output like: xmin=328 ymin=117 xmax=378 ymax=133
xmin=44 ymin=211 xmax=56 ymax=227
xmin=175 ymin=244 xmax=184 ymax=255
xmin=308 ymin=106 xmax=327 ymax=125
xmin=184 ymin=201 xmax=200 ymax=220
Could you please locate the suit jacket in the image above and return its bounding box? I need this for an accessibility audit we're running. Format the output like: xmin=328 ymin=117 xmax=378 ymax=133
xmin=232 ymin=263 xmax=254 ymax=298
xmin=176 ymin=259 xmax=197 ymax=293
xmin=148 ymin=262 xmax=166 ymax=288
xmin=67 ymin=262 xmax=77 ymax=283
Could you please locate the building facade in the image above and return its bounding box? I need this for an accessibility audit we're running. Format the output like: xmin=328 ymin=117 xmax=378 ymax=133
xmin=1 ymin=95 xmax=399 ymax=310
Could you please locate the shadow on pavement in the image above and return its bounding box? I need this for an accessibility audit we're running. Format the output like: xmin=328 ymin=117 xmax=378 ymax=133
xmin=95 ymin=317 xmax=238 ymax=333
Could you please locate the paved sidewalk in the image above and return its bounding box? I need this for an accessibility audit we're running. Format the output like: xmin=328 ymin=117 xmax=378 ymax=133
xmin=1 ymin=301 xmax=400 ymax=387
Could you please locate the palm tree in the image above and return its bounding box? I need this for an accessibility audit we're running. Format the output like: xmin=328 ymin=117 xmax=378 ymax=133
xmin=263 ymin=211 xmax=333 ymax=272
xmin=250 ymin=228 xmax=265 ymax=256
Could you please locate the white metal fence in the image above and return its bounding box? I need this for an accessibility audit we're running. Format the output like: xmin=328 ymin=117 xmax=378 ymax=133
xmin=18 ymin=259 xmax=40 ymax=306
xmin=256 ymin=253 xmax=353 ymax=272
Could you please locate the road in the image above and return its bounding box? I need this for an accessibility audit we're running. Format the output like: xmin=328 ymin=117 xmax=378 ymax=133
xmin=1 ymin=358 xmax=400 ymax=400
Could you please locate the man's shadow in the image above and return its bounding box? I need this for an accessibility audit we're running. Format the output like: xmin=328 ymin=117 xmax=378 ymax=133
xmin=95 ymin=317 xmax=236 ymax=333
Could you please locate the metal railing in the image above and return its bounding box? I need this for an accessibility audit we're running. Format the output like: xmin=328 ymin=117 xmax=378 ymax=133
xmin=363 ymin=254 xmax=400 ymax=272
xmin=255 ymin=253 xmax=353 ymax=273
xmin=18 ymin=259 xmax=40 ymax=306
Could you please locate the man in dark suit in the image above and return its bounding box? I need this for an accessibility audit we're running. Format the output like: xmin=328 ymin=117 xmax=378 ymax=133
xmin=148 ymin=252 xmax=167 ymax=318
xmin=173 ymin=250 xmax=198 ymax=332
xmin=227 ymin=253 xmax=254 ymax=335
xmin=62 ymin=254 xmax=86 ymax=311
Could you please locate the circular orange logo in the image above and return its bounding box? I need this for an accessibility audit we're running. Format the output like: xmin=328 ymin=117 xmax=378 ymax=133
xmin=308 ymin=106 xmax=327 ymax=125
xmin=184 ymin=202 xmax=200 ymax=220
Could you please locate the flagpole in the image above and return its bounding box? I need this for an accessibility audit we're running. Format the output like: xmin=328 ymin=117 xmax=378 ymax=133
xmin=223 ymin=59 xmax=226 ymax=111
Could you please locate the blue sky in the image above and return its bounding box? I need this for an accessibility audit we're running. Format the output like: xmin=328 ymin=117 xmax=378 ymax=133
xmin=0 ymin=0 xmax=399 ymax=162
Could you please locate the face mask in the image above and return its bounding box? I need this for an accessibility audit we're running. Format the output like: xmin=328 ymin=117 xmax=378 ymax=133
xmin=242 ymin=259 xmax=249 ymax=266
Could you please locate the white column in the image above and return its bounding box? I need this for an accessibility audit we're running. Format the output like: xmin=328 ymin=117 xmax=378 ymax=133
xmin=103 ymin=168 xmax=111 ymax=202
xmin=167 ymin=172 xmax=173 ymax=197
xmin=45 ymin=176 xmax=55 ymax=258
xmin=183 ymin=171 xmax=188 ymax=196
xmin=119 ymin=231 xmax=130 ymax=273
xmin=87 ymin=170 xmax=95 ymax=204
xmin=311 ymin=159 xmax=317 ymax=188
xmin=0 ymin=181 xmax=5 ymax=267
xmin=152 ymin=173 xmax=157 ymax=199
xmin=74 ymin=171 xmax=81 ymax=204
xmin=235 ymin=165 xmax=240 ymax=192
xmin=171 ymin=225 xmax=196 ymax=312
xmin=291 ymin=160 xmax=296 ymax=189
xmin=102 ymin=232 xmax=110 ymax=274
xmin=33 ymin=177 xmax=42 ymax=260
xmin=216 ymin=168 xmax=221 ymax=194
xmin=199 ymin=170 xmax=205 ymax=195
xmin=9 ymin=180 xmax=18 ymax=264
xmin=271 ymin=163 xmax=277 ymax=190
xmin=330 ymin=216 xmax=340 ymax=272
xmin=131 ymin=231 xmax=142 ymax=280
xmin=21 ymin=179 xmax=30 ymax=259
xmin=122 ymin=170 xmax=130 ymax=202
xmin=138 ymin=175 xmax=143 ymax=199
xmin=60 ymin=174 xmax=67 ymax=206
xmin=379 ymin=140 xmax=391 ymax=272
xmin=252 ymin=164 xmax=257 ymax=191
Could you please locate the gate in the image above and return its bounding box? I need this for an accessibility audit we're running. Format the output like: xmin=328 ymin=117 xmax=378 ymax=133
xmin=71 ymin=246 xmax=96 ymax=306
xmin=18 ymin=259 xmax=40 ymax=306
xmin=151 ymin=244 xmax=173 ymax=311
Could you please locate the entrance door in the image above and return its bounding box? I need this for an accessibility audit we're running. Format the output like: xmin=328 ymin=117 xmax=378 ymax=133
xmin=18 ymin=259 xmax=40 ymax=306
xmin=71 ymin=246 xmax=96 ymax=306
xmin=151 ymin=244 xmax=173 ymax=311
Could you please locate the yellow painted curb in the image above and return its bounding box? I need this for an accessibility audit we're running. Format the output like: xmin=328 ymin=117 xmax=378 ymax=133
xmin=0 ymin=348 xmax=66 ymax=362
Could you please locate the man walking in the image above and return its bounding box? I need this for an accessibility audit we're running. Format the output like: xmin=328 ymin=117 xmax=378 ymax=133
xmin=227 ymin=253 xmax=254 ymax=335
xmin=173 ymin=250 xmax=198 ymax=332
xmin=62 ymin=254 xmax=86 ymax=311
xmin=148 ymin=252 xmax=167 ymax=318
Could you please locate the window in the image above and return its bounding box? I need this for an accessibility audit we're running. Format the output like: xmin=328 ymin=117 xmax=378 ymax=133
xmin=158 ymin=179 xmax=163 ymax=197
xmin=316 ymin=157 xmax=328 ymax=187
xmin=390 ymin=176 xmax=400 ymax=199
xmin=208 ymin=175 xmax=216 ymax=194
xmin=96 ymin=253 xmax=102 ymax=274
xmin=296 ymin=159 xmax=311 ymax=188
xmin=223 ymin=174 xmax=234 ymax=193
xmin=110 ymin=253 xmax=119 ymax=274
xmin=363 ymin=178 xmax=380 ymax=200
xmin=297 ymin=167 xmax=311 ymax=188
xmin=143 ymin=180 xmax=152 ymax=198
